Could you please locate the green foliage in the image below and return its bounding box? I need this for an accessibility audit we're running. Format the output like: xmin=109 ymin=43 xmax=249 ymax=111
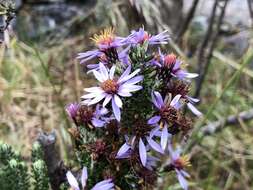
xmin=0 ymin=142 xmax=20 ymax=165
xmin=32 ymin=160 xmax=50 ymax=190
xmin=0 ymin=142 xmax=30 ymax=190
xmin=31 ymin=141 xmax=50 ymax=190
xmin=31 ymin=141 xmax=44 ymax=162
xmin=0 ymin=142 xmax=50 ymax=190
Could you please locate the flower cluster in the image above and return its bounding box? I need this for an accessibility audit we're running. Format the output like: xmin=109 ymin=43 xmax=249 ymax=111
xmin=66 ymin=27 xmax=202 ymax=190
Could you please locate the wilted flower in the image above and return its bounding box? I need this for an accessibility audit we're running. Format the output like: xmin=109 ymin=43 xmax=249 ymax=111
xmin=77 ymin=28 xmax=126 ymax=64
xmin=66 ymin=167 xmax=114 ymax=190
xmin=86 ymin=47 xmax=130 ymax=72
xmin=168 ymin=145 xmax=190 ymax=190
xmin=66 ymin=103 xmax=79 ymax=120
xmin=66 ymin=103 xmax=110 ymax=127
xmin=126 ymin=27 xmax=169 ymax=45
xmin=82 ymin=63 xmax=143 ymax=121
xmin=148 ymin=91 xmax=181 ymax=150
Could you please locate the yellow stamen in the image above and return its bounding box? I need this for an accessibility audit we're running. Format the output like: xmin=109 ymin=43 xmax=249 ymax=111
xmin=159 ymin=121 xmax=164 ymax=129
xmin=90 ymin=27 xmax=115 ymax=46
xmin=175 ymin=155 xmax=191 ymax=169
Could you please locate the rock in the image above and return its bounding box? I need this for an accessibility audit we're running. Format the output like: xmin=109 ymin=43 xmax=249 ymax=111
xmin=15 ymin=1 xmax=96 ymax=40
xmin=183 ymin=0 xmax=251 ymax=29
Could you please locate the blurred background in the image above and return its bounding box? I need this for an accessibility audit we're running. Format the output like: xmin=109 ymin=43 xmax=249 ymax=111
xmin=0 ymin=0 xmax=253 ymax=189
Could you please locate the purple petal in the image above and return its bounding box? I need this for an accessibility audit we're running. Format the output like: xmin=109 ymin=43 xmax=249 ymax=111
xmin=77 ymin=50 xmax=102 ymax=64
xmin=139 ymin=138 xmax=147 ymax=166
xmin=148 ymin=115 xmax=161 ymax=125
xmin=65 ymin=103 xmax=79 ymax=119
xmin=170 ymin=94 xmax=181 ymax=108
xmin=112 ymin=97 xmax=121 ymax=121
xmin=118 ymin=68 xmax=141 ymax=84
xmin=187 ymin=103 xmax=202 ymax=116
xmin=88 ymin=93 xmax=106 ymax=105
xmin=176 ymin=169 xmax=188 ymax=190
xmin=181 ymin=170 xmax=190 ymax=178
xmin=161 ymin=125 xmax=169 ymax=151
xmin=150 ymin=126 xmax=161 ymax=138
xmin=146 ymin=155 xmax=160 ymax=170
xmin=81 ymin=167 xmax=88 ymax=189
xmin=66 ymin=171 xmax=80 ymax=190
xmin=118 ymin=88 xmax=132 ymax=97
xmin=120 ymin=84 xmax=142 ymax=92
xmin=116 ymin=143 xmax=131 ymax=158
xmin=186 ymin=96 xmax=199 ymax=103
xmin=184 ymin=72 xmax=198 ymax=78
xmin=103 ymin=94 xmax=112 ymax=107
xmin=91 ymin=179 xmax=114 ymax=190
xmin=146 ymin=137 xmax=164 ymax=154
xmin=123 ymin=75 xmax=143 ymax=85
xmin=99 ymin=63 xmax=109 ymax=80
xmin=114 ymin=94 xmax=123 ymax=108
xmin=109 ymin=65 xmax=116 ymax=79
xmin=93 ymin=70 xmax=105 ymax=82
xmin=91 ymin=118 xmax=105 ymax=128
xmin=84 ymin=87 xmax=103 ymax=93
xmin=168 ymin=145 xmax=181 ymax=161
xmin=152 ymin=91 xmax=164 ymax=109
xmin=118 ymin=65 xmax=131 ymax=83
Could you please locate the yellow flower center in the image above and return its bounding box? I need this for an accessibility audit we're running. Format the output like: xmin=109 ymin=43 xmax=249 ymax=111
xmin=101 ymin=79 xmax=118 ymax=94
xmin=91 ymin=27 xmax=115 ymax=47
xmin=174 ymin=155 xmax=190 ymax=169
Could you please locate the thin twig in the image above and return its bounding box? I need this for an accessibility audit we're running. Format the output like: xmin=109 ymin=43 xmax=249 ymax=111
xmin=195 ymin=0 xmax=229 ymax=98
xmin=247 ymin=0 xmax=253 ymax=27
xmin=37 ymin=131 xmax=67 ymax=190
xmin=175 ymin=0 xmax=200 ymax=43
xmin=195 ymin=0 xmax=219 ymax=82
xmin=201 ymin=108 xmax=253 ymax=135
xmin=194 ymin=0 xmax=229 ymax=98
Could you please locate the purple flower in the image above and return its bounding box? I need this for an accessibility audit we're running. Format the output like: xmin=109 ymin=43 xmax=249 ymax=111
xmin=168 ymin=145 xmax=190 ymax=190
xmin=82 ymin=63 xmax=143 ymax=121
xmin=92 ymin=104 xmax=111 ymax=127
xmin=125 ymin=27 xmax=169 ymax=45
xmin=153 ymin=50 xmax=198 ymax=80
xmin=148 ymin=91 xmax=181 ymax=150
xmin=86 ymin=47 xmax=130 ymax=72
xmin=116 ymin=135 xmax=163 ymax=167
xmin=66 ymin=103 xmax=79 ymax=120
xmin=66 ymin=167 xmax=114 ymax=190
xmin=77 ymin=28 xmax=126 ymax=64
xmin=65 ymin=103 xmax=110 ymax=128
